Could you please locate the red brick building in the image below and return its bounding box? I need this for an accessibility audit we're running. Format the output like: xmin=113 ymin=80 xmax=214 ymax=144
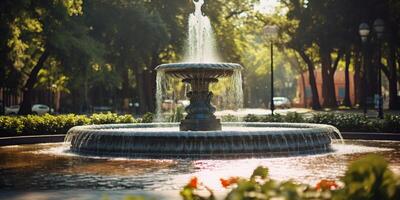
xmin=295 ymin=69 xmax=355 ymax=107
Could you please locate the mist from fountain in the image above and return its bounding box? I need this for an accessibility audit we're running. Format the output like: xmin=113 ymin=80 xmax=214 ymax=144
xmin=185 ymin=0 xmax=220 ymax=62
xmin=155 ymin=0 xmax=242 ymax=121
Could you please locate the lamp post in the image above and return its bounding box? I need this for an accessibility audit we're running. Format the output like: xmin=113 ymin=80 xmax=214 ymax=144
xmin=373 ymin=18 xmax=384 ymax=119
xmin=359 ymin=23 xmax=370 ymax=116
xmin=264 ymin=25 xmax=278 ymax=115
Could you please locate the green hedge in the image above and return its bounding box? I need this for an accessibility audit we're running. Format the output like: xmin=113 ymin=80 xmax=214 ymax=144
xmin=244 ymin=112 xmax=400 ymax=133
xmin=1 ymin=112 xmax=399 ymax=136
xmin=0 ymin=113 xmax=137 ymax=136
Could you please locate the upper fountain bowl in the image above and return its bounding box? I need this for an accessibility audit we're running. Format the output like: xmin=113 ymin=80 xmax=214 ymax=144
xmin=155 ymin=62 xmax=242 ymax=79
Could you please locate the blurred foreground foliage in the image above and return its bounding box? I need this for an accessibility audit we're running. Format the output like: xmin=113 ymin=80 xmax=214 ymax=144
xmin=180 ymin=154 xmax=400 ymax=200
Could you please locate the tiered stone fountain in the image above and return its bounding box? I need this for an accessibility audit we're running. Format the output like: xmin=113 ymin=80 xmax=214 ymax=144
xmin=65 ymin=0 xmax=341 ymax=158
xmin=156 ymin=62 xmax=242 ymax=131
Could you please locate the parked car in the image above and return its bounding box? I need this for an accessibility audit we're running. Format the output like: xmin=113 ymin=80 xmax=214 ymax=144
xmin=5 ymin=105 xmax=20 ymax=115
xmin=32 ymin=104 xmax=51 ymax=115
xmin=177 ymin=100 xmax=190 ymax=108
xmin=273 ymin=97 xmax=291 ymax=109
xmin=5 ymin=104 xmax=52 ymax=115
xmin=161 ymin=100 xmax=175 ymax=110
xmin=92 ymin=106 xmax=113 ymax=113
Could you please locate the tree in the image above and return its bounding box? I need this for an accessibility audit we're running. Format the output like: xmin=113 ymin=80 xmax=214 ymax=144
xmin=8 ymin=0 xmax=98 ymax=114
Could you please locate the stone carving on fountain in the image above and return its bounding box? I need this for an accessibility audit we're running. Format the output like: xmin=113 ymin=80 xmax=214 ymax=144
xmin=156 ymin=63 xmax=242 ymax=131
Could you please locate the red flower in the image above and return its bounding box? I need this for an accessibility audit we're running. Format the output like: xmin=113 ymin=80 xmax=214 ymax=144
xmin=220 ymin=177 xmax=239 ymax=188
xmin=315 ymin=179 xmax=338 ymax=190
xmin=187 ymin=177 xmax=198 ymax=189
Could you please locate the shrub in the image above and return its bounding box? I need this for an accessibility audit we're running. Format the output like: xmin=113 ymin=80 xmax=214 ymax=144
xmin=221 ymin=114 xmax=241 ymax=122
xmin=0 ymin=116 xmax=24 ymax=135
xmin=382 ymin=114 xmax=400 ymax=133
xmin=140 ymin=112 xmax=154 ymax=123
xmin=90 ymin=113 xmax=119 ymax=124
xmin=244 ymin=114 xmax=262 ymax=122
xmin=284 ymin=112 xmax=305 ymax=123
xmin=310 ymin=113 xmax=373 ymax=131
xmin=168 ymin=106 xmax=185 ymax=122
xmin=0 ymin=113 xmax=135 ymax=136
xmin=243 ymin=113 xmax=400 ymax=133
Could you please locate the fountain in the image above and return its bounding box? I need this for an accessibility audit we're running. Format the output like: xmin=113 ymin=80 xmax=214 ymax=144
xmin=65 ymin=0 xmax=341 ymax=158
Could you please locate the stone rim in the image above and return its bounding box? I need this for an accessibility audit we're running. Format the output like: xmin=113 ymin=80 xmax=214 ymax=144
xmin=155 ymin=63 xmax=243 ymax=79
xmin=65 ymin=122 xmax=341 ymax=159
xmin=155 ymin=62 xmax=243 ymax=71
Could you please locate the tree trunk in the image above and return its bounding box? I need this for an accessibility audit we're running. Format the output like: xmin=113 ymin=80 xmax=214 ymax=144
xmin=18 ymin=49 xmax=49 ymax=115
xmin=145 ymin=51 xmax=160 ymax=113
xmin=300 ymin=71 xmax=306 ymax=108
xmin=354 ymin=51 xmax=361 ymax=105
xmin=343 ymin=49 xmax=352 ymax=106
xmin=320 ymin=48 xmax=338 ymax=108
xmin=143 ymin=69 xmax=155 ymax=112
xmin=388 ymin=44 xmax=399 ymax=110
xmin=134 ymin=65 xmax=148 ymax=114
xmin=298 ymin=50 xmax=321 ymax=110
xmin=121 ymin=65 xmax=130 ymax=111
xmin=287 ymin=53 xmax=307 ymax=108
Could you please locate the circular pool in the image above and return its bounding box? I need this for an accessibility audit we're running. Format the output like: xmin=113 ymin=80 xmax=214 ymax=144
xmin=0 ymin=140 xmax=399 ymax=199
xmin=65 ymin=122 xmax=341 ymax=158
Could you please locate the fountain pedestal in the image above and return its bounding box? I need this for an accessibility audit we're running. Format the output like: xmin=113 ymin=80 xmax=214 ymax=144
xmin=180 ymin=78 xmax=221 ymax=131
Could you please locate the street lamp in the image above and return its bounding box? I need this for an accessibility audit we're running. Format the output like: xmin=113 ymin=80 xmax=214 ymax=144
xmin=373 ymin=18 xmax=384 ymax=119
xmin=359 ymin=23 xmax=370 ymax=42
xmin=264 ymin=25 xmax=278 ymax=115
xmin=359 ymin=23 xmax=370 ymax=116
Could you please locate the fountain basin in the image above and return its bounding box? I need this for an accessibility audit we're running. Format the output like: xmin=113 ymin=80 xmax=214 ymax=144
xmin=65 ymin=122 xmax=340 ymax=158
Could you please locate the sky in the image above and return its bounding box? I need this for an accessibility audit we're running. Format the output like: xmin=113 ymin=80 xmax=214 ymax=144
xmin=256 ymin=0 xmax=280 ymax=14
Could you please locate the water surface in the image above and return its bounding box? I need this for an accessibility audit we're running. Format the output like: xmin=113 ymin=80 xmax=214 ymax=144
xmin=0 ymin=140 xmax=399 ymax=193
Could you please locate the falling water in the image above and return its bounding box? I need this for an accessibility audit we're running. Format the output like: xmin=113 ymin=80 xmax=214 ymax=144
xmin=155 ymin=71 xmax=166 ymax=121
xmin=185 ymin=0 xmax=220 ymax=62
xmin=231 ymin=69 xmax=244 ymax=109
xmin=65 ymin=122 xmax=340 ymax=158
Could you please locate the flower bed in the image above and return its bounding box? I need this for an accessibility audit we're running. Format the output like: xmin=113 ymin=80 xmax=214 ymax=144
xmin=180 ymin=154 xmax=400 ymax=200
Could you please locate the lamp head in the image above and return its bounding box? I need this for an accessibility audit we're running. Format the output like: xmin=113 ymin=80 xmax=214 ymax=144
xmin=359 ymin=23 xmax=370 ymax=43
xmin=373 ymin=18 xmax=384 ymax=38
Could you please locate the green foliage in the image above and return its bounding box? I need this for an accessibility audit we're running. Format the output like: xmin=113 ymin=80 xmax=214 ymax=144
xmin=168 ymin=106 xmax=185 ymax=122
xmin=285 ymin=112 xmax=305 ymax=123
xmin=244 ymin=113 xmax=400 ymax=133
xmin=0 ymin=113 xmax=136 ymax=136
xmin=244 ymin=114 xmax=263 ymax=122
xmin=90 ymin=113 xmax=136 ymax=124
xmin=382 ymin=115 xmax=400 ymax=133
xmin=335 ymin=155 xmax=400 ymax=200
xmin=140 ymin=112 xmax=154 ymax=123
xmin=310 ymin=113 xmax=376 ymax=132
xmin=1 ymin=112 xmax=399 ymax=137
xmin=221 ymin=114 xmax=240 ymax=122
xmin=180 ymin=154 xmax=400 ymax=200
